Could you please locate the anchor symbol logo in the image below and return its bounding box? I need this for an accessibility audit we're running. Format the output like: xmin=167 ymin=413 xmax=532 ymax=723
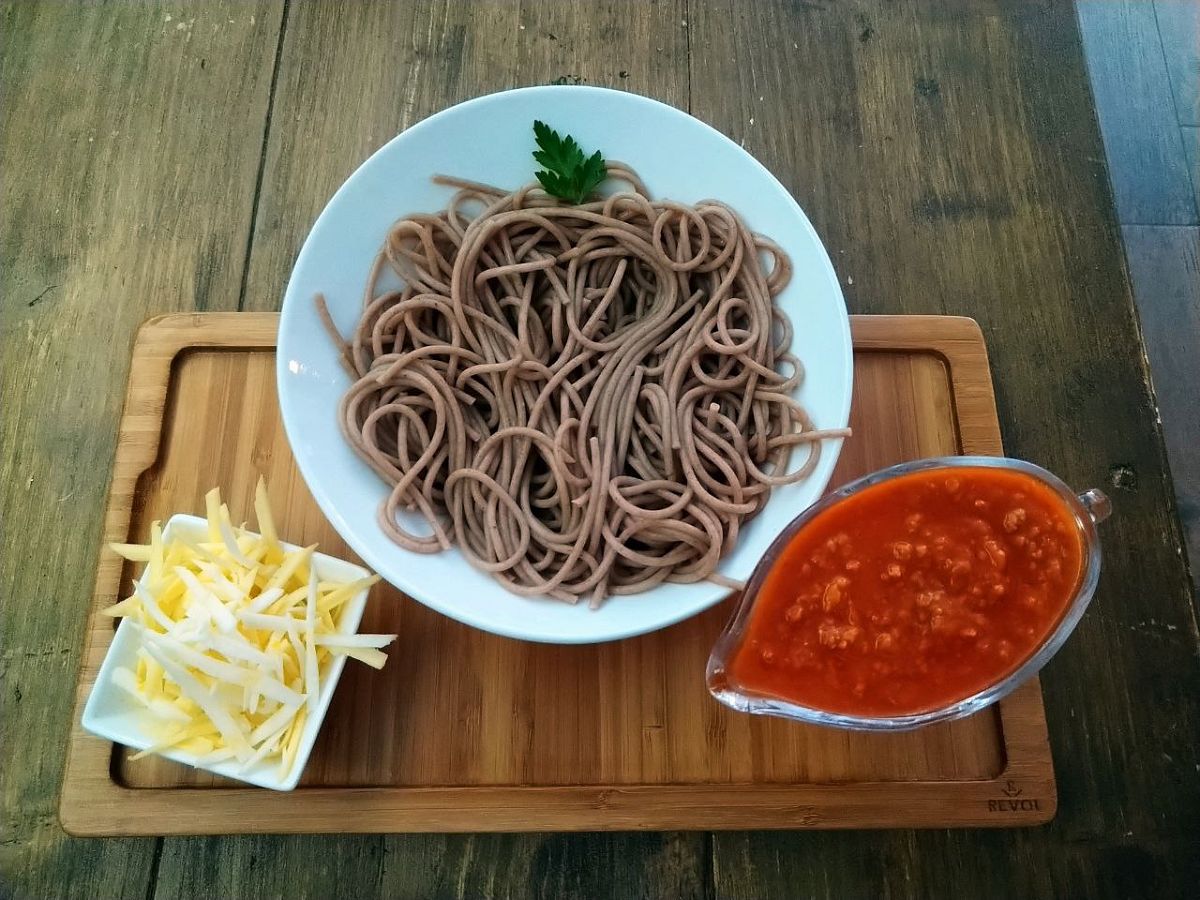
xmin=1001 ymin=780 xmax=1022 ymax=798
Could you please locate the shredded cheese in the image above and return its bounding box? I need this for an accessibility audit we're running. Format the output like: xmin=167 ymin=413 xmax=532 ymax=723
xmin=105 ymin=479 xmax=393 ymax=777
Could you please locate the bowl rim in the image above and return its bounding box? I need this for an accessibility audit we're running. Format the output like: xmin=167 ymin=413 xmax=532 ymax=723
xmin=275 ymin=84 xmax=853 ymax=643
xmin=706 ymin=455 xmax=1106 ymax=731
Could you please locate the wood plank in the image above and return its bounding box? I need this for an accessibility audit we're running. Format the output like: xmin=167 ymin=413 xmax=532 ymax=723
xmin=61 ymin=314 xmax=1053 ymax=837
xmin=711 ymin=829 xmax=1200 ymax=900
xmin=1182 ymin=125 xmax=1200 ymax=213
xmin=1122 ymin=224 xmax=1200 ymax=593
xmin=0 ymin=2 xmax=284 ymax=898
xmin=689 ymin=1 xmax=1200 ymax=897
xmin=1077 ymin=0 xmax=1198 ymax=223
xmin=151 ymin=832 xmax=708 ymax=900
xmin=1155 ymin=0 xmax=1200 ymax=126
xmin=238 ymin=0 xmax=689 ymax=313
xmin=150 ymin=835 xmax=389 ymax=900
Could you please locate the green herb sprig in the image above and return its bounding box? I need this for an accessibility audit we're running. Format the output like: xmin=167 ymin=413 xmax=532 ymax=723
xmin=532 ymin=120 xmax=607 ymax=205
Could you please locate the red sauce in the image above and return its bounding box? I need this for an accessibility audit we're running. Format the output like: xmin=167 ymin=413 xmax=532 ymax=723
xmin=728 ymin=467 xmax=1084 ymax=717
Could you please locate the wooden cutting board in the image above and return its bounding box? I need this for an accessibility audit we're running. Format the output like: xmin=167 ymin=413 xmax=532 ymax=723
xmin=60 ymin=313 xmax=1055 ymax=834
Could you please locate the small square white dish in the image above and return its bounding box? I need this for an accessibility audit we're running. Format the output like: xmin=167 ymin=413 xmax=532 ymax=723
xmin=80 ymin=513 xmax=373 ymax=790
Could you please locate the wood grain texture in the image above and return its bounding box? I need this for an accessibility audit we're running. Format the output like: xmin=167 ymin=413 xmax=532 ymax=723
xmin=1122 ymin=225 xmax=1200 ymax=593
xmin=689 ymin=1 xmax=1200 ymax=896
xmin=5 ymin=0 xmax=1197 ymax=896
xmin=151 ymin=831 xmax=708 ymax=900
xmin=0 ymin=3 xmax=282 ymax=899
xmin=60 ymin=313 xmax=1055 ymax=836
xmin=1077 ymin=0 xmax=1198 ymax=224
xmin=1183 ymin=125 xmax=1200 ymax=212
xmin=238 ymin=0 xmax=689 ymax=314
xmin=1155 ymin=0 xmax=1200 ymax=127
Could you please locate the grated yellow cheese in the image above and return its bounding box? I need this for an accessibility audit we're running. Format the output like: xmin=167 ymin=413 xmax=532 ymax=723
xmin=105 ymin=479 xmax=393 ymax=777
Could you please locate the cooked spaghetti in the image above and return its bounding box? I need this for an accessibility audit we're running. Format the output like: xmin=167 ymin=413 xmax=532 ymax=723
xmin=318 ymin=164 xmax=848 ymax=606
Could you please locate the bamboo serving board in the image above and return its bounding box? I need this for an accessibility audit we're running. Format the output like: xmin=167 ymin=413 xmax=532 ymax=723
xmin=60 ymin=313 xmax=1055 ymax=835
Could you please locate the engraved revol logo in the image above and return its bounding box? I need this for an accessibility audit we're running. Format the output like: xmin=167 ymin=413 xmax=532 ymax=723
xmin=987 ymin=780 xmax=1040 ymax=813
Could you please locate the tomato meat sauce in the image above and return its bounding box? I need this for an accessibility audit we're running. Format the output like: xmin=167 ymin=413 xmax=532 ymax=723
xmin=729 ymin=467 xmax=1084 ymax=717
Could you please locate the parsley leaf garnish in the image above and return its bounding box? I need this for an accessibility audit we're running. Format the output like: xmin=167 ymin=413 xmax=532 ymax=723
xmin=532 ymin=120 xmax=607 ymax=205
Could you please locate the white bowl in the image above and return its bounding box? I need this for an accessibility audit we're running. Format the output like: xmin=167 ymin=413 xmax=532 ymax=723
xmin=81 ymin=514 xmax=372 ymax=791
xmin=277 ymin=85 xmax=852 ymax=644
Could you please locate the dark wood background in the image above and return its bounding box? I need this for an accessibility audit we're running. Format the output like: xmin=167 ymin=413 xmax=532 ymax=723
xmin=2 ymin=1 xmax=1197 ymax=897
xmin=1077 ymin=0 xmax=1199 ymax=600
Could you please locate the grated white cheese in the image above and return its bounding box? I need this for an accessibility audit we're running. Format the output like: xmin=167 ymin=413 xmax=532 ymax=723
xmin=104 ymin=480 xmax=390 ymax=778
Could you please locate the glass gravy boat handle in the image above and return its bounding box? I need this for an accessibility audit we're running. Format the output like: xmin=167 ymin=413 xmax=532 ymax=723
xmin=1078 ymin=489 xmax=1112 ymax=524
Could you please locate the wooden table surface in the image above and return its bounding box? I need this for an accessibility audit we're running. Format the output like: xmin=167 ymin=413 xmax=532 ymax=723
xmin=2 ymin=2 xmax=1197 ymax=897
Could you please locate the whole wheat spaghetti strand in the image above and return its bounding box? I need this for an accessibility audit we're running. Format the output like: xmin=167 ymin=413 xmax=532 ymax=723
xmin=321 ymin=168 xmax=849 ymax=606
